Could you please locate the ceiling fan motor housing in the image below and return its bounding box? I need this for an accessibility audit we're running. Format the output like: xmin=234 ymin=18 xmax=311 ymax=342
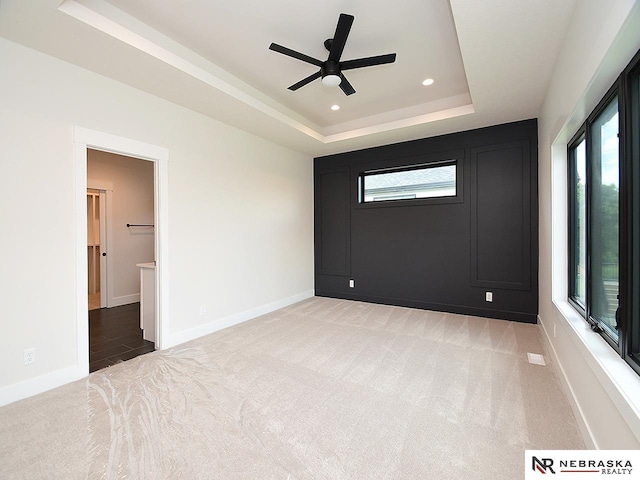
xmin=321 ymin=60 xmax=340 ymax=78
xmin=269 ymin=13 xmax=396 ymax=96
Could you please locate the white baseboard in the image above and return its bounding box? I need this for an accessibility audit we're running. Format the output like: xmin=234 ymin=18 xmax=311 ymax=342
xmin=0 ymin=365 xmax=85 ymax=407
xmin=109 ymin=293 xmax=140 ymax=307
xmin=0 ymin=291 xmax=314 ymax=407
xmin=164 ymin=290 xmax=315 ymax=349
xmin=538 ymin=314 xmax=597 ymax=449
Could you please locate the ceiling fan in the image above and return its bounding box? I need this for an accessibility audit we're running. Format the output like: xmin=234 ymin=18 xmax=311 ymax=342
xmin=269 ymin=13 xmax=396 ymax=96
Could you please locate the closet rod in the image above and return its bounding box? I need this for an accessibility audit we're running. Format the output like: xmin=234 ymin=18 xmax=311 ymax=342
xmin=126 ymin=223 xmax=154 ymax=227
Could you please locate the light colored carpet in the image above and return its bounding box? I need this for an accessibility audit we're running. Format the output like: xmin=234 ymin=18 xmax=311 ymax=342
xmin=0 ymin=297 xmax=584 ymax=479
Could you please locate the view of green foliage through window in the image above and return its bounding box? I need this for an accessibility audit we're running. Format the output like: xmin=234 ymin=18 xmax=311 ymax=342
xmin=590 ymin=100 xmax=619 ymax=339
xmin=571 ymin=139 xmax=586 ymax=307
xmin=568 ymin=48 xmax=640 ymax=375
xmin=570 ymin=95 xmax=619 ymax=343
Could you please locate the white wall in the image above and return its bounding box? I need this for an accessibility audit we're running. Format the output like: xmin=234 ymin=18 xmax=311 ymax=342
xmin=538 ymin=0 xmax=640 ymax=448
xmin=88 ymin=150 xmax=155 ymax=305
xmin=0 ymin=37 xmax=313 ymax=404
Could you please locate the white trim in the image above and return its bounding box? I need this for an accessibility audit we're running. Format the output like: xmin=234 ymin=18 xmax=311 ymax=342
xmin=86 ymin=185 xmax=111 ymax=308
xmin=163 ymin=290 xmax=315 ymax=349
xmin=57 ymin=0 xmax=471 ymax=144
xmin=538 ymin=316 xmax=597 ymax=448
xmin=553 ymin=301 xmax=640 ymax=444
xmin=323 ymin=104 xmax=475 ymax=143
xmin=0 ymin=366 xmax=83 ymax=407
xmin=75 ymin=127 xmax=169 ymax=162
xmin=547 ymin=135 xmax=640 ymax=448
xmin=154 ymin=156 xmax=169 ymax=349
xmin=74 ymin=142 xmax=90 ymax=375
xmin=104 ymin=190 xmax=115 ymax=307
xmin=542 ymin=2 xmax=640 ymax=449
xmin=109 ymin=294 xmax=141 ymax=307
xmin=547 ymin=128 xmax=640 ymax=448
xmin=74 ymin=126 xmax=169 ymax=371
xmin=98 ymin=190 xmax=107 ymax=308
xmin=58 ymin=0 xmax=323 ymax=143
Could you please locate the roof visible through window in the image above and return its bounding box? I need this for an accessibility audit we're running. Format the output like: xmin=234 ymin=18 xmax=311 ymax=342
xmin=362 ymin=163 xmax=456 ymax=202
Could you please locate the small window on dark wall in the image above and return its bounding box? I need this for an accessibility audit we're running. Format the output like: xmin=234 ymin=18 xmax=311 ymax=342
xmin=359 ymin=161 xmax=457 ymax=203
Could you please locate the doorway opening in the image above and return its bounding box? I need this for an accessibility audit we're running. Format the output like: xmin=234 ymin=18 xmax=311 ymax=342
xmin=74 ymin=127 xmax=169 ymax=377
xmin=86 ymin=150 xmax=156 ymax=371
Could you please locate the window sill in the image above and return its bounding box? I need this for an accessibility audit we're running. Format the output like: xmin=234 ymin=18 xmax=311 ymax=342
xmin=553 ymin=299 xmax=640 ymax=444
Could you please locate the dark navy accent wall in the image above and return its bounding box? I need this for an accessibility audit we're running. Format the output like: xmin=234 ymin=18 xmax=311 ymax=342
xmin=314 ymin=119 xmax=539 ymax=323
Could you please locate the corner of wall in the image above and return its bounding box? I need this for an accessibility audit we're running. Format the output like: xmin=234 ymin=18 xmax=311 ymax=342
xmin=163 ymin=290 xmax=315 ymax=349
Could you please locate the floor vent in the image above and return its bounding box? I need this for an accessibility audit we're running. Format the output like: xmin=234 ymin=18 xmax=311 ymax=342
xmin=527 ymin=352 xmax=546 ymax=366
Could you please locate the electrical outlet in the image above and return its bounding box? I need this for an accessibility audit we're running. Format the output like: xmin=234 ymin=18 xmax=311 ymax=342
xmin=349 ymin=279 xmax=355 ymax=288
xmin=485 ymin=291 xmax=493 ymax=302
xmin=199 ymin=305 xmax=207 ymax=316
xmin=24 ymin=348 xmax=35 ymax=365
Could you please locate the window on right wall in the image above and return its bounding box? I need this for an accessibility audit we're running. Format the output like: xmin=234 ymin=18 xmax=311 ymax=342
xmin=568 ymin=48 xmax=640 ymax=374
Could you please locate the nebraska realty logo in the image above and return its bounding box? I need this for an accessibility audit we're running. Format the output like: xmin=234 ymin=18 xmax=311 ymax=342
xmin=525 ymin=451 xmax=640 ymax=479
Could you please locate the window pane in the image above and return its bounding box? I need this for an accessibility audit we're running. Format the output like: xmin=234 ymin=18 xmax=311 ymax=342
xmin=589 ymin=96 xmax=620 ymax=341
xmin=630 ymin=72 xmax=640 ymax=361
xmin=362 ymin=164 xmax=456 ymax=202
xmin=570 ymin=139 xmax=587 ymax=307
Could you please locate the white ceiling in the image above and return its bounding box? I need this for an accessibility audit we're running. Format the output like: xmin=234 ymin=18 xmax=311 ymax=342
xmin=0 ymin=0 xmax=577 ymax=156
xmin=103 ymin=0 xmax=471 ymax=128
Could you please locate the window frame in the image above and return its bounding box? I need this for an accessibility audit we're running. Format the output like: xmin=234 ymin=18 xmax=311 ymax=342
xmin=568 ymin=128 xmax=587 ymax=315
xmin=567 ymin=48 xmax=640 ymax=375
xmin=354 ymin=151 xmax=464 ymax=209
xmin=586 ymin=87 xmax=621 ymax=351
xmin=623 ymin=49 xmax=640 ymax=375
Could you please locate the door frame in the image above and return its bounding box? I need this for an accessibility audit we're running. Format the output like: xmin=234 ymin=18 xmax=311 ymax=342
xmin=87 ymin=185 xmax=112 ymax=308
xmin=86 ymin=190 xmax=100 ymax=297
xmin=98 ymin=189 xmax=108 ymax=308
xmin=74 ymin=126 xmax=169 ymax=375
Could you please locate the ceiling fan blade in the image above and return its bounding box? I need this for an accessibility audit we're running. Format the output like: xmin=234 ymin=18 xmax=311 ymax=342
xmin=339 ymin=74 xmax=355 ymax=96
xmin=328 ymin=13 xmax=354 ymax=62
xmin=269 ymin=43 xmax=322 ymax=67
xmin=340 ymin=53 xmax=397 ymax=71
xmin=288 ymin=71 xmax=322 ymax=91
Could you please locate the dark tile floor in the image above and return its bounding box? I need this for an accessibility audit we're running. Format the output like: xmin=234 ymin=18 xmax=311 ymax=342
xmin=89 ymin=302 xmax=155 ymax=372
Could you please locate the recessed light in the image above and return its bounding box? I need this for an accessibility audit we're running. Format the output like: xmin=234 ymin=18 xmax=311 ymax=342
xmin=331 ymin=105 xmax=340 ymax=111
xmin=422 ymin=78 xmax=435 ymax=86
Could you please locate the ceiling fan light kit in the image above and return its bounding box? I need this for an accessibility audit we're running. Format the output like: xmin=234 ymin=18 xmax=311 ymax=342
xmin=269 ymin=13 xmax=396 ymax=96
xmin=321 ymin=75 xmax=341 ymax=87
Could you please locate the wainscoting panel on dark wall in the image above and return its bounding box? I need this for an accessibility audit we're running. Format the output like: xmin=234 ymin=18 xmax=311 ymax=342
xmin=470 ymin=141 xmax=532 ymax=291
xmin=315 ymin=167 xmax=351 ymax=276
xmin=314 ymin=119 xmax=538 ymax=323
